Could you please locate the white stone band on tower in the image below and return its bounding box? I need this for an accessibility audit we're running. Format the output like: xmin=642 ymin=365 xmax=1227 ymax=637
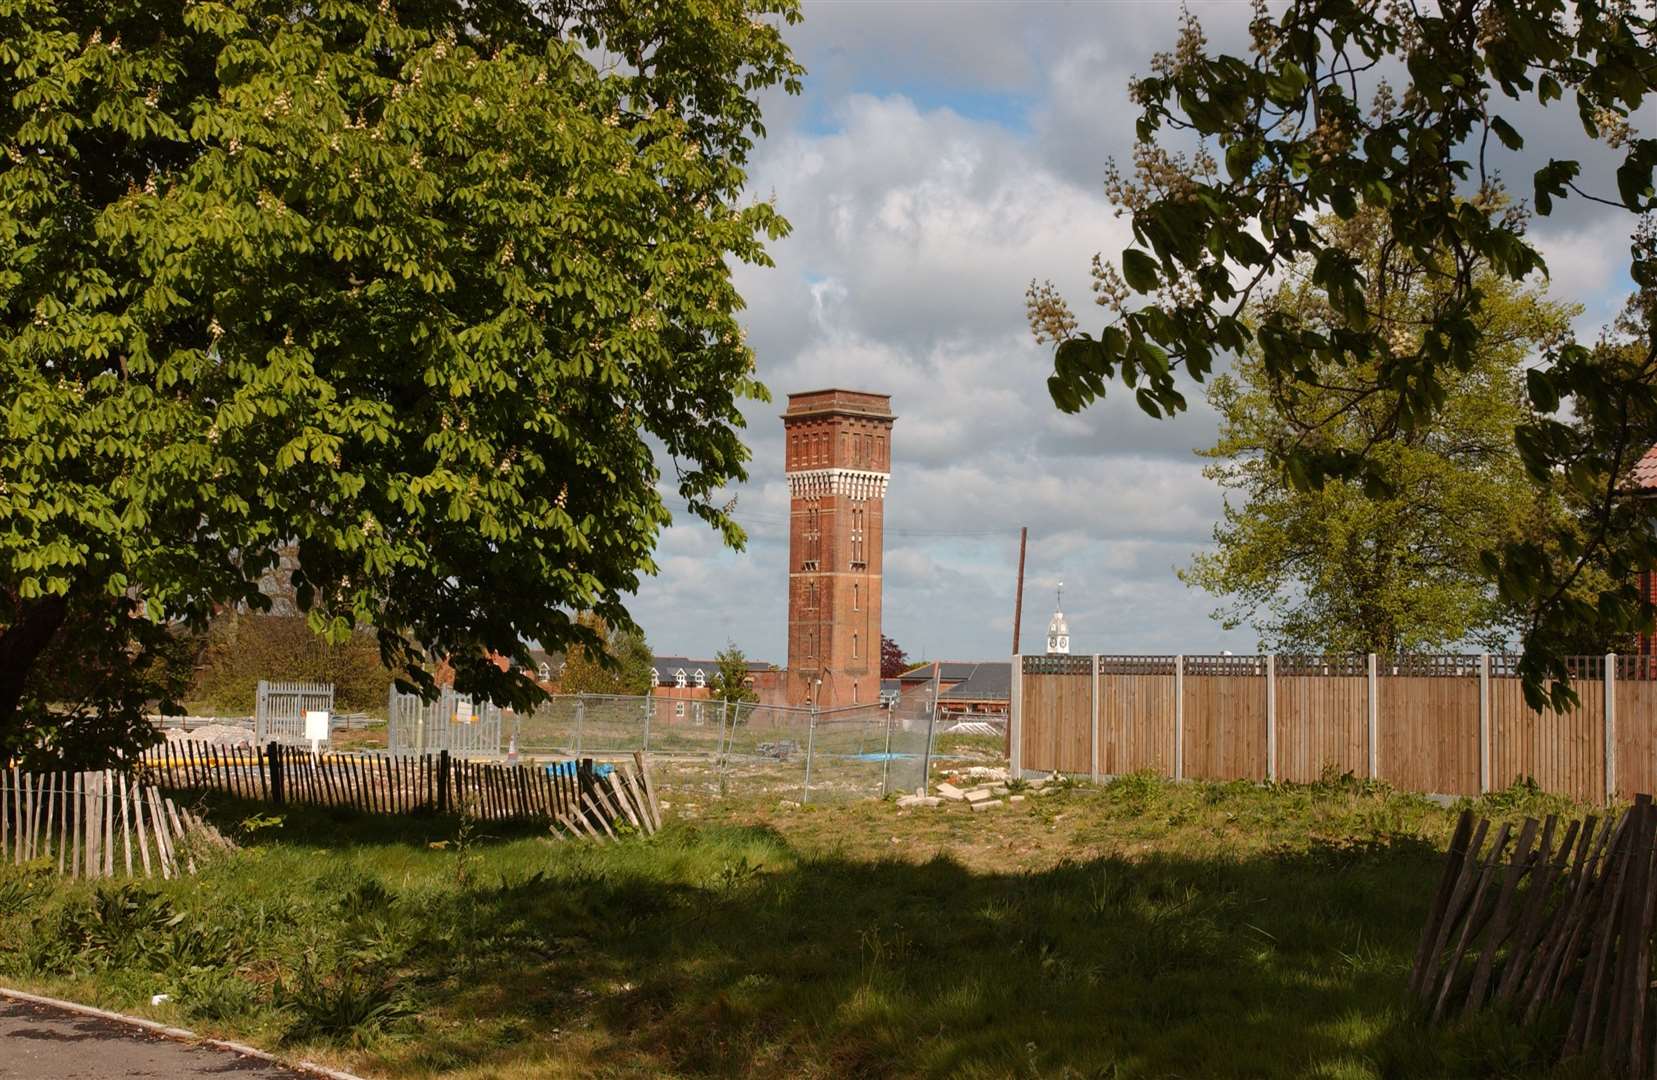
xmin=784 ymin=468 xmax=891 ymax=500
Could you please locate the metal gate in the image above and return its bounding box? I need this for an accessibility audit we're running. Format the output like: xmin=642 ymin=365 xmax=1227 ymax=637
xmin=387 ymin=686 xmax=503 ymax=757
xmin=255 ymin=680 xmax=335 ymax=744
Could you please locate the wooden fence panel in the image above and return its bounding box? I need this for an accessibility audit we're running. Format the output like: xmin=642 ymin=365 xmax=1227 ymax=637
xmin=1058 ymin=673 xmax=1092 ymax=774
xmin=1098 ymin=673 xmax=1176 ymax=776
xmin=1490 ymin=675 xmax=1604 ymax=803
xmin=1182 ymin=674 xmax=1268 ymax=781
xmin=1275 ymin=675 xmax=1367 ymax=783
xmin=1378 ymin=675 xmax=1480 ymax=795
xmin=1020 ymin=672 xmax=1058 ymax=773
xmin=1020 ymin=659 xmax=1091 ymax=774
xmin=1617 ymin=674 xmax=1657 ymax=799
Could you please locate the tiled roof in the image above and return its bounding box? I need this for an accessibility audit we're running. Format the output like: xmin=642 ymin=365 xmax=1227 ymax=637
xmin=898 ymin=660 xmax=980 ymax=683
xmin=937 ymin=662 xmax=1013 ymax=702
xmin=1633 ymin=446 xmax=1657 ymax=491
xmin=649 ymin=656 xmax=773 ymax=679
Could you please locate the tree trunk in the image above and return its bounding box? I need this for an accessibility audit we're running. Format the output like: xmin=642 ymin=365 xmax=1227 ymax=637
xmin=0 ymin=593 xmax=69 ymax=749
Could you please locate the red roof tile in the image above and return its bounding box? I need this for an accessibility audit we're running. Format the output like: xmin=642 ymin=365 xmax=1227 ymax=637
xmin=1634 ymin=446 xmax=1657 ymax=491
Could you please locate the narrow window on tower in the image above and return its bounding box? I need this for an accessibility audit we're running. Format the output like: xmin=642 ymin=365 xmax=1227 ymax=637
xmin=853 ymin=583 xmax=859 ymax=611
xmin=853 ymin=632 xmax=860 ymax=658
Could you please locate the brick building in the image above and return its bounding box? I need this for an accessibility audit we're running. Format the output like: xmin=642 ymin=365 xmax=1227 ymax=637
xmin=783 ymin=389 xmax=895 ymax=707
xmin=648 ymin=656 xmax=787 ymax=717
xmin=1635 ymin=447 xmax=1657 ymax=656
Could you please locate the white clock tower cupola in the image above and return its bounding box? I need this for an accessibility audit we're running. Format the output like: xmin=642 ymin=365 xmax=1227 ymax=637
xmin=1046 ymin=580 xmax=1070 ymax=655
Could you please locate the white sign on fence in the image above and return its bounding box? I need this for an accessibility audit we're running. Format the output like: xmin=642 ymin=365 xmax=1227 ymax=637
xmin=454 ymin=700 xmax=475 ymax=725
xmin=304 ymin=709 xmax=330 ymax=750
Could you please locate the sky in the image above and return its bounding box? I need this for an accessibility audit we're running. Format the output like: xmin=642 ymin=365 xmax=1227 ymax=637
xmin=626 ymin=0 xmax=1644 ymax=665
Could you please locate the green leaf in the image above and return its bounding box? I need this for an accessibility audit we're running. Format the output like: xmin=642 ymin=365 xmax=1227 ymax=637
xmin=1488 ymin=115 xmax=1523 ymax=151
xmin=1121 ymin=249 xmax=1161 ymax=292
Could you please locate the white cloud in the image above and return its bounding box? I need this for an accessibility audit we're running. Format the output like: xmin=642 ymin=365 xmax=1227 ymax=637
xmin=626 ymin=0 xmax=1637 ymax=664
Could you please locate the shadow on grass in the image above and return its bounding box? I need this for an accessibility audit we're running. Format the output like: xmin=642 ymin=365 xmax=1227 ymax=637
xmin=17 ymin=790 xmax=1583 ymax=1079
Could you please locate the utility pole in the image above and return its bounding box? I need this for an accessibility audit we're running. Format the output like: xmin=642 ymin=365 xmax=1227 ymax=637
xmin=1011 ymin=526 xmax=1028 ymax=656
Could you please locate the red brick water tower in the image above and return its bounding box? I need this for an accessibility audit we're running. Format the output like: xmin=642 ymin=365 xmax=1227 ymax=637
xmin=783 ymin=389 xmax=894 ymax=708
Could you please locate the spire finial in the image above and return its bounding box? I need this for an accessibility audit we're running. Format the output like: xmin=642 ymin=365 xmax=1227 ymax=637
xmin=1057 ymin=578 xmax=1063 ymax=610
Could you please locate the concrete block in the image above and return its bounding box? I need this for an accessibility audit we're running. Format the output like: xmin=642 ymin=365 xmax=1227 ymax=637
xmin=1008 ymin=795 xmax=1026 ymax=804
xmin=964 ymin=788 xmax=993 ymax=804
xmin=936 ymin=783 xmax=966 ymax=801
xmin=970 ymin=798 xmax=1005 ymax=813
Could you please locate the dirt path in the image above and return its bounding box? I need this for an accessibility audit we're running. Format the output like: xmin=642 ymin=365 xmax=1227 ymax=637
xmin=0 ymin=998 xmax=317 ymax=1078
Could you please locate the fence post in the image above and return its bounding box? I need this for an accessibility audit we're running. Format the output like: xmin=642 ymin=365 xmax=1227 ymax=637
xmin=256 ymin=680 xmax=269 ymax=744
xmin=802 ymin=705 xmax=817 ymax=804
xmin=921 ymin=701 xmax=937 ymax=794
xmin=717 ymin=699 xmax=731 ymax=790
xmin=1606 ymin=652 xmax=1617 ymax=803
xmin=437 ymin=750 xmax=450 ymax=814
xmin=1478 ymin=653 xmax=1490 ymax=794
xmin=1265 ymin=654 xmax=1276 ymax=783
xmin=1367 ymin=653 xmax=1379 ymax=780
xmin=267 ymin=741 xmax=283 ymax=806
xmin=882 ymin=704 xmax=895 ymax=796
xmin=574 ymin=697 xmax=585 ymax=757
xmin=1009 ymin=654 xmax=1023 ymax=780
xmin=1090 ymin=653 xmax=1101 ymax=783
xmin=642 ymin=694 xmax=652 ymax=753
xmin=1173 ymin=654 xmax=1185 ymax=782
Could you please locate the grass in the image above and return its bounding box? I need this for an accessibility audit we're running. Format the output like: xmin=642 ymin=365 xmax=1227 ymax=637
xmin=0 ymin=771 xmax=1610 ymax=1079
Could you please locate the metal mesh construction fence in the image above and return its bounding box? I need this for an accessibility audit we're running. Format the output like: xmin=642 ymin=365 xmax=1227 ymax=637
xmin=511 ymin=693 xmax=935 ymax=803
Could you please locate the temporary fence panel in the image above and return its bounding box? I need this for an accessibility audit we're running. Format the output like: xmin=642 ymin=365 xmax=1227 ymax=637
xmin=799 ymin=703 xmax=916 ymax=804
xmin=387 ymin=687 xmax=503 ymax=757
xmin=719 ymin=701 xmax=814 ymax=798
xmin=255 ymin=680 xmax=334 ymax=744
xmin=883 ymin=689 xmax=938 ymax=797
xmin=1011 ymin=652 xmax=1657 ymax=803
xmin=509 ymin=693 xmax=927 ymax=803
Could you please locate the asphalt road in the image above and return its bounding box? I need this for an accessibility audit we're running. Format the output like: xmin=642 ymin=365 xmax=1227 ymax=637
xmin=0 ymin=998 xmax=316 ymax=1078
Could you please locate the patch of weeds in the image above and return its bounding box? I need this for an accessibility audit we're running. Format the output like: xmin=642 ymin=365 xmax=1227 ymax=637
xmin=1105 ymin=771 xmax=1165 ymax=814
xmin=713 ymin=855 xmax=763 ymax=896
xmin=174 ymin=965 xmax=263 ymax=1023
xmin=1308 ymin=764 xmax=1391 ymax=800
xmin=37 ymin=882 xmax=182 ymax=973
xmin=1471 ymin=777 xmax=1581 ymax=821
xmin=278 ymin=956 xmax=411 ymax=1048
xmin=0 ymin=868 xmax=49 ymax=917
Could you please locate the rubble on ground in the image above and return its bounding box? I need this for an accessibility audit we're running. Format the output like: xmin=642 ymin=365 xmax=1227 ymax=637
xmin=895 ymin=771 xmax=1062 ymax=812
xmin=161 ymin=724 xmax=255 ymax=748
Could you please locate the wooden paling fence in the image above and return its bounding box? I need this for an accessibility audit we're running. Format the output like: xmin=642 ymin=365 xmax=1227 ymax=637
xmin=137 ymin=741 xmax=663 ymax=840
xmin=0 ymin=768 xmax=230 ymax=880
xmin=1411 ymin=796 xmax=1657 ymax=1076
